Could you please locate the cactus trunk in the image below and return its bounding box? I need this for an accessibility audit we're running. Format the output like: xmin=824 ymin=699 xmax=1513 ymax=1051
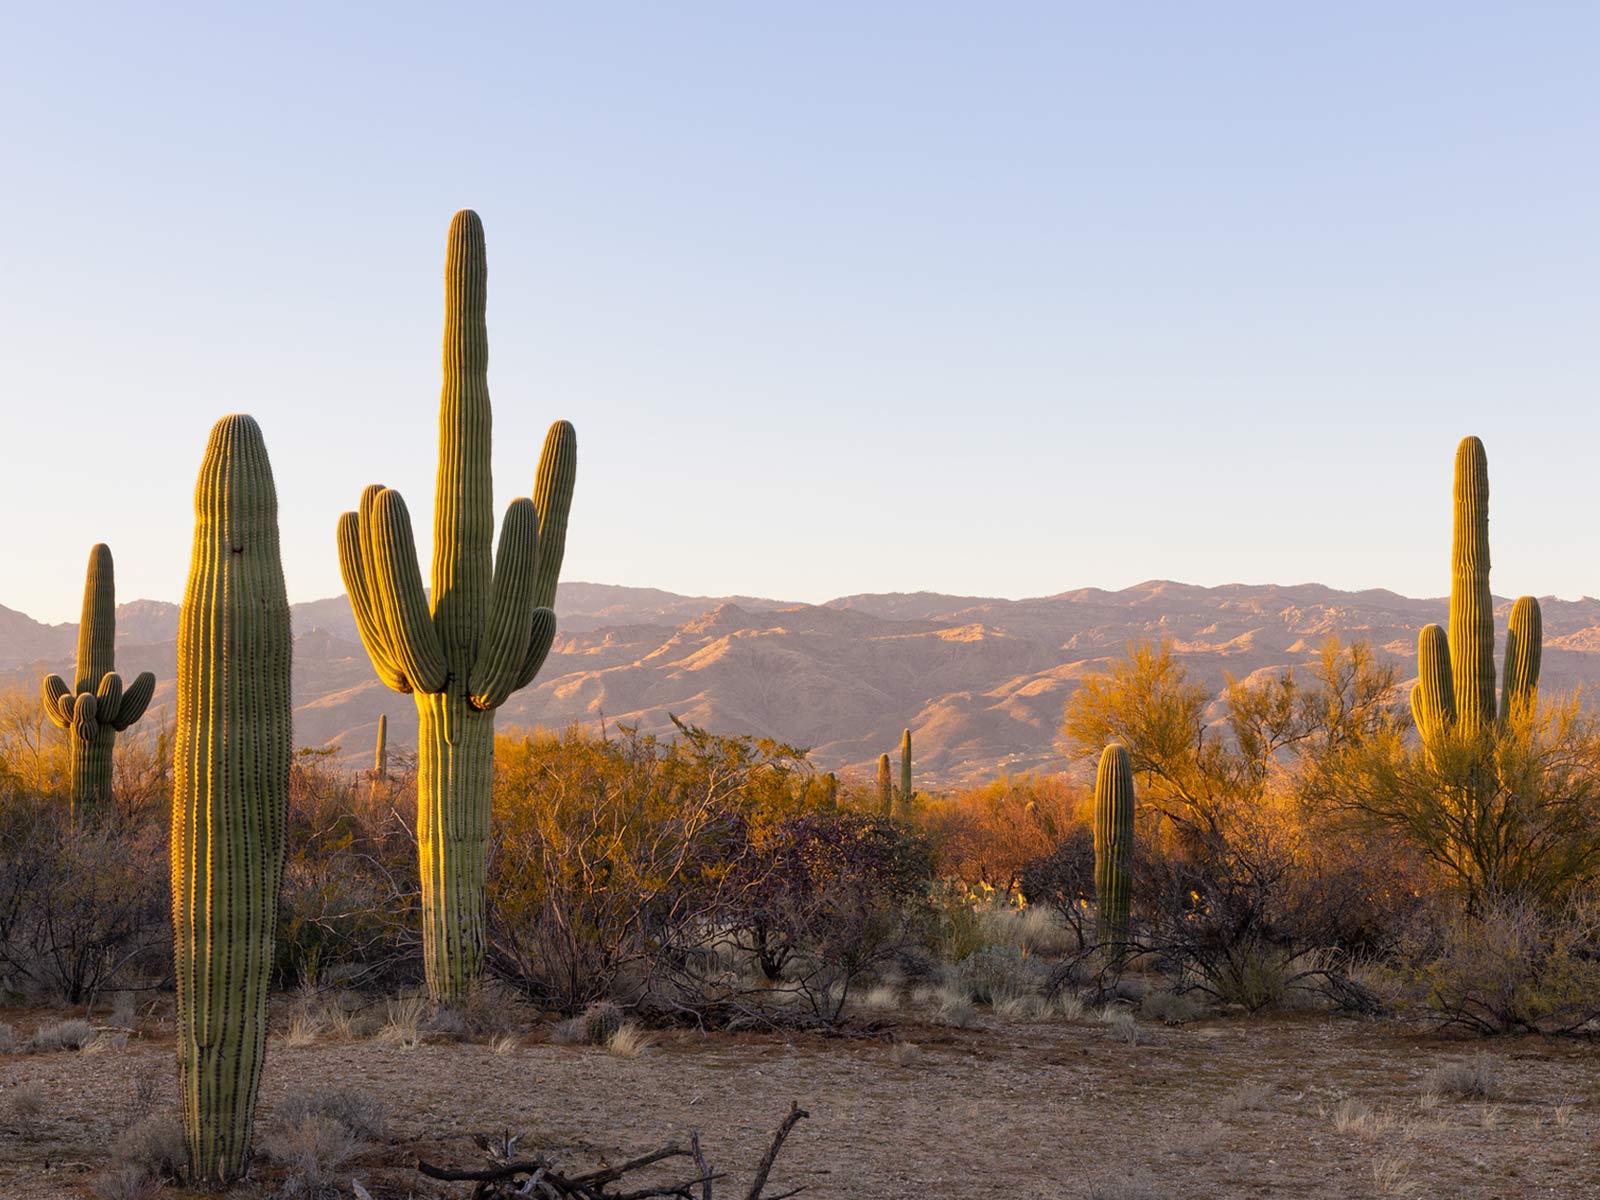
xmin=1449 ymin=436 xmax=1496 ymax=735
xmin=374 ymin=713 xmax=389 ymax=781
xmin=338 ymin=211 xmax=575 ymax=1000
xmin=1094 ymin=743 xmax=1135 ymax=945
xmin=41 ymin=544 xmax=157 ymax=820
xmin=877 ymin=753 xmax=892 ymax=816
xmin=899 ymin=728 xmax=912 ymax=814
xmin=172 ymin=415 xmax=291 ymax=1184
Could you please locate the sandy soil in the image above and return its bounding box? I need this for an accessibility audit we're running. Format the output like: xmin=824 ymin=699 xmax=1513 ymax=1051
xmin=1 ymin=1006 xmax=1597 ymax=1199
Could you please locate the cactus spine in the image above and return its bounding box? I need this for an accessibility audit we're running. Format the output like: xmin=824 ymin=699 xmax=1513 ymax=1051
xmin=1094 ymin=742 xmax=1135 ymax=945
xmin=1410 ymin=437 xmax=1543 ymax=749
xmin=899 ymin=728 xmax=913 ymax=814
xmin=338 ymin=210 xmax=575 ymax=1000
xmin=373 ymin=713 xmax=389 ymax=781
xmin=40 ymin=545 xmax=156 ymax=817
xmin=172 ymin=415 xmax=291 ymax=1183
xmin=877 ymin=753 xmax=892 ymax=815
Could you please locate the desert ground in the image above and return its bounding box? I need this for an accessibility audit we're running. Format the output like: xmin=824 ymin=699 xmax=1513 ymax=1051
xmin=2 ymin=1002 xmax=1596 ymax=1200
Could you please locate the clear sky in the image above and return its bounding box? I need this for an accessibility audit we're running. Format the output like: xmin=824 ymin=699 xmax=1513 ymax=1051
xmin=4 ymin=3 xmax=1597 ymax=624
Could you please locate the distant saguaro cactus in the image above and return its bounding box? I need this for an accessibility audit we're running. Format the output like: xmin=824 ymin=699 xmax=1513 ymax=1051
xmin=1094 ymin=743 xmax=1135 ymax=946
xmin=877 ymin=753 xmax=893 ymax=815
xmin=1410 ymin=437 xmax=1542 ymax=750
xmin=899 ymin=728 xmax=913 ymax=814
xmin=373 ymin=713 xmax=389 ymax=782
xmin=338 ymin=210 xmax=576 ymax=999
xmin=40 ymin=545 xmax=156 ymax=817
xmin=172 ymin=415 xmax=291 ymax=1183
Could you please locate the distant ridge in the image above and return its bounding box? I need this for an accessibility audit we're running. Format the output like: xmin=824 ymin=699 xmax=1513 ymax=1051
xmin=6 ymin=580 xmax=1600 ymax=785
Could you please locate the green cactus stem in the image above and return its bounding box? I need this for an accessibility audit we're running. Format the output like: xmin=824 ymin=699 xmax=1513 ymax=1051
xmin=1500 ymin=595 xmax=1543 ymax=721
xmin=899 ymin=727 xmax=913 ymax=814
xmin=374 ymin=713 xmax=389 ymax=781
xmin=1094 ymin=742 xmax=1134 ymax=945
xmin=40 ymin=544 xmax=156 ymax=818
xmin=338 ymin=210 xmax=575 ymax=1000
xmin=877 ymin=753 xmax=892 ymax=816
xmin=172 ymin=414 xmax=291 ymax=1183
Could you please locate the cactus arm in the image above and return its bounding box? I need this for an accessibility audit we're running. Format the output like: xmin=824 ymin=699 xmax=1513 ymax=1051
xmin=1449 ymin=436 xmax=1496 ymax=733
xmin=1411 ymin=623 xmax=1456 ymax=749
xmin=365 ymin=488 xmax=449 ymax=694
xmin=508 ymin=607 xmax=558 ymax=697
xmin=1500 ymin=595 xmax=1542 ymax=721
xmin=337 ymin=508 xmax=412 ymax=693
xmin=530 ymin=420 xmax=577 ymax=609
xmin=467 ymin=498 xmax=540 ymax=710
xmin=71 ymin=689 xmax=98 ymax=742
xmin=95 ymin=672 xmax=123 ymax=727
xmin=112 ymin=671 xmax=157 ymax=731
xmin=41 ymin=674 xmax=71 ymax=730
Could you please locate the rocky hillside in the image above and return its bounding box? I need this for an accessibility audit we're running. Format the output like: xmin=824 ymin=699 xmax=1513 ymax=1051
xmin=6 ymin=581 xmax=1600 ymax=784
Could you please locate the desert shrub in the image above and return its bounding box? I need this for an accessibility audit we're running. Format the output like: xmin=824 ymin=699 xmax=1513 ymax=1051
xmin=1141 ymin=988 xmax=1206 ymax=1023
xmin=921 ymin=773 xmax=1080 ymax=895
xmin=955 ymin=945 xmax=1048 ymax=1004
xmin=29 ymin=1017 xmax=94 ymax=1052
xmin=263 ymin=1112 xmax=359 ymax=1199
xmin=1421 ymin=1053 xmax=1499 ymax=1100
xmin=1407 ymin=895 xmax=1600 ymax=1034
xmin=274 ymin=749 xmax=419 ymax=990
xmin=275 ymin=1088 xmax=388 ymax=1142
xmin=0 ymin=796 xmax=169 ymax=1003
xmin=7 ymin=1082 xmax=44 ymax=1136
xmin=88 ymin=1165 xmax=164 ymax=1200
xmin=488 ymin=723 xmax=807 ymax=1014
xmin=1018 ymin=827 xmax=1097 ymax=945
xmin=110 ymin=1115 xmax=186 ymax=1183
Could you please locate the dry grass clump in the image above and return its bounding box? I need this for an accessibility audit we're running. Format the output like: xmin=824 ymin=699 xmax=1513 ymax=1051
xmin=1141 ymin=988 xmax=1205 ymax=1024
xmin=491 ymin=1032 xmax=520 ymax=1054
xmin=857 ymin=983 xmax=901 ymax=1012
xmin=28 ymin=1017 xmax=95 ymax=1052
xmin=1096 ymin=1006 xmax=1144 ymax=1046
xmin=552 ymin=1000 xmax=628 ymax=1046
xmin=976 ymin=902 xmax=1080 ymax=957
xmin=1215 ymin=1080 xmax=1273 ymax=1115
xmin=1421 ymin=1053 xmax=1500 ymax=1101
xmin=109 ymin=1116 xmax=186 ymax=1183
xmin=88 ymin=1164 xmax=166 ymax=1200
xmin=374 ymin=994 xmax=426 ymax=1049
xmin=1324 ymin=1097 xmax=1398 ymax=1137
xmin=1370 ymin=1150 xmax=1415 ymax=1196
xmin=888 ymin=1040 xmax=923 ymax=1067
xmin=284 ymin=1010 xmax=323 ymax=1046
xmin=7 ymin=1082 xmax=45 ymax=1137
xmin=604 ymin=1022 xmax=654 ymax=1058
xmin=263 ymin=1113 xmax=360 ymax=1199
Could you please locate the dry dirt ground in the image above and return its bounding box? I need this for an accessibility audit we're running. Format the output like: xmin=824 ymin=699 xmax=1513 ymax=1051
xmin=1 ymin=1005 xmax=1597 ymax=1199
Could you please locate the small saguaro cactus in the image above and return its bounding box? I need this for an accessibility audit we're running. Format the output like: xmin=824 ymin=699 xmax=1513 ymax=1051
xmin=40 ymin=545 xmax=156 ymax=817
xmin=877 ymin=753 xmax=893 ymax=815
xmin=338 ymin=210 xmax=576 ymax=1000
xmin=1410 ymin=437 xmax=1543 ymax=750
xmin=373 ymin=713 xmax=389 ymax=782
xmin=172 ymin=415 xmax=291 ymax=1183
xmin=1094 ymin=743 xmax=1135 ymax=946
xmin=899 ymin=727 xmax=913 ymax=814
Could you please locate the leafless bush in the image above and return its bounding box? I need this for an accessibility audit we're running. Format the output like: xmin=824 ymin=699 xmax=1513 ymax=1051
xmin=88 ymin=1165 xmax=165 ymax=1200
xmin=1421 ymin=1053 xmax=1500 ymax=1100
xmin=276 ymin=1087 xmax=388 ymax=1142
xmin=7 ymin=1082 xmax=45 ymax=1137
xmin=109 ymin=1116 xmax=186 ymax=1183
xmin=29 ymin=1017 xmax=94 ymax=1052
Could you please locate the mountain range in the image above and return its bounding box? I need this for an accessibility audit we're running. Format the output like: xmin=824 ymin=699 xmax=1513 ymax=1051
xmin=6 ymin=580 xmax=1600 ymax=785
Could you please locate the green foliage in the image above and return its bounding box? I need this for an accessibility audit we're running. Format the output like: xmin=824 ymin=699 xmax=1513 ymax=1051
xmin=172 ymin=414 xmax=291 ymax=1184
xmin=337 ymin=210 xmax=576 ymax=1000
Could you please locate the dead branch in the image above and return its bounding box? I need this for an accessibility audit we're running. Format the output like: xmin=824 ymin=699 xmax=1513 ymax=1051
xmin=743 ymin=1103 xmax=809 ymax=1200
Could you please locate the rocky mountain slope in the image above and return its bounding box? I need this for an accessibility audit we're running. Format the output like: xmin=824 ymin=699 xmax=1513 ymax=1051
xmin=6 ymin=581 xmax=1600 ymax=784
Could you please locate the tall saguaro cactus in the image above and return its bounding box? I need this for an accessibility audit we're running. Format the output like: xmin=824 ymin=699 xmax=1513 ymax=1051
xmin=1410 ymin=437 xmax=1543 ymax=749
xmin=172 ymin=415 xmax=291 ymax=1183
xmin=1094 ymin=742 xmax=1135 ymax=945
xmin=339 ymin=210 xmax=576 ymax=1000
xmin=877 ymin=753 xmax=893 ymax=815
xmin=373 ymin=713 xmax=389 ymax=782
xmin=40 ymin=545 xmax=156 ymax=817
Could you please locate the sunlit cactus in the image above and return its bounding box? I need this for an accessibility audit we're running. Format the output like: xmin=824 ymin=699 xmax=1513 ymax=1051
xmin=899 ymin=727 xmax=913 ymax=814
xmin=40 ymin=545 xmax=156 ymax=818
xmin=1094 ymin=743 xmax=1134 ymax=945
xmin=338 ymin=210 xmax=575 ymax=1000
xmin=172 ymin=415 xmax=291 ymax=1183
xmin=877 ymin=753 xmax=892 ymax=815
xmin=373 ymin=713 xmax=389 ymax=782
xmin=1410 ymin=437 xmax=1543 ymax=748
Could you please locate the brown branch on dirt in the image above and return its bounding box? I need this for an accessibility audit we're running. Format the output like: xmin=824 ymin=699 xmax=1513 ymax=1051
xmin=414 ymin=1102 xmax=808 ymax=1200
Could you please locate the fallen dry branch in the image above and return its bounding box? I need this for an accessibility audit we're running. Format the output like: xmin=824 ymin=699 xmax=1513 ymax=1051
xmin=416 ymin=1102 xmax=809 ymax=1200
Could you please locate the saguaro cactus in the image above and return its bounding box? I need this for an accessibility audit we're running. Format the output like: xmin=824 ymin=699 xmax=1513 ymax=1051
xmin=1094 ymin=742 xmax=1135 ymax=945
xmin=172 ymin=415 xmax=291 ymax=1183
xmin=899 ymin=728 xmax=913 ymax=814
xmin=338 ymin=210 xmax=575 ymax=999
xmin=1410 ymin=437 xmax=1543 ymax=748
xmin=40 ymin=545 xmax=156 ymax=817
xmin=877 ymin=753 xmax=892 ymax=815
xmin=373 ymin=713 xmax=389 ymax=782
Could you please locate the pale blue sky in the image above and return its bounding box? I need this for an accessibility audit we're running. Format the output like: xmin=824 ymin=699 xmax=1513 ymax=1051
xmin=4 ymin=3 xmax=1597 ymax=623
